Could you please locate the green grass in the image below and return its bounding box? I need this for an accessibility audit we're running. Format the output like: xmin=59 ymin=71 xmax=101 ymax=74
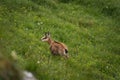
xmin=0 ymin=0 xmax=120 ymax=80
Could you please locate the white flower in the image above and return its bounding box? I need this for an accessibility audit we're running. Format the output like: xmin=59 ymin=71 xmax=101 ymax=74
xmin=37 ymin=61 xmax=40 ymax=64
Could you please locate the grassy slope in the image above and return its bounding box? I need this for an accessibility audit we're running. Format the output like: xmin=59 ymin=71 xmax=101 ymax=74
xmin=0 ymin=0 xmax=120 ymax=80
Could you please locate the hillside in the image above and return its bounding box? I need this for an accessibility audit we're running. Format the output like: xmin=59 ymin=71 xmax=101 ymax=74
xmin=0 ymin=0 xmax=120 ymax=80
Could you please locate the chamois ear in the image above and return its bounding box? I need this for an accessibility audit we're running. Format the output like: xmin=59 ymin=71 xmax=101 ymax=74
xmin=47 ymin=32 xmax=50 ymax=35
xmin=44 ymin=32 xmax=47 ymax=35
xmin=44 ymin=32 xmax=50 ymax=37
xmin=47 ymin=32 xmax=50 ymax=37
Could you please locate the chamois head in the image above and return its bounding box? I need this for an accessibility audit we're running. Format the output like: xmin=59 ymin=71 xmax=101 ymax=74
xmin=41 ymin=32 xmax=50 ymax=42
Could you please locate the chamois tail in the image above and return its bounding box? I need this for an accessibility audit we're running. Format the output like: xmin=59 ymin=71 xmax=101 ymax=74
xmin=65 ymin=49 xmax=68 ymax=54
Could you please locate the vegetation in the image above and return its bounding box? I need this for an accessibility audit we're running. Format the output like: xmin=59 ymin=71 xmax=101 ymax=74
xmin=0 ymin=0 xmax=120 ymax=80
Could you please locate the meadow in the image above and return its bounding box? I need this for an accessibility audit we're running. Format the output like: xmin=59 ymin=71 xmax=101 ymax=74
xmin=0 ymin=0 xmax=120 ymax=80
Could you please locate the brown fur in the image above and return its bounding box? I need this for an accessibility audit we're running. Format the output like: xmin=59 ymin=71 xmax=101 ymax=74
xmin=41 ymin=32 xmax=69 ymax=58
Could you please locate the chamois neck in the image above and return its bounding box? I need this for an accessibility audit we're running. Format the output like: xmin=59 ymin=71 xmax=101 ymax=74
xmin=47 ymin=38 xmax=53 ymax=45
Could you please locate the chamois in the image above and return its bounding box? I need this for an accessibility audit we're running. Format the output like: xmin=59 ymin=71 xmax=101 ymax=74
xmin=41 ymin=32 xmax=69 ymax=58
